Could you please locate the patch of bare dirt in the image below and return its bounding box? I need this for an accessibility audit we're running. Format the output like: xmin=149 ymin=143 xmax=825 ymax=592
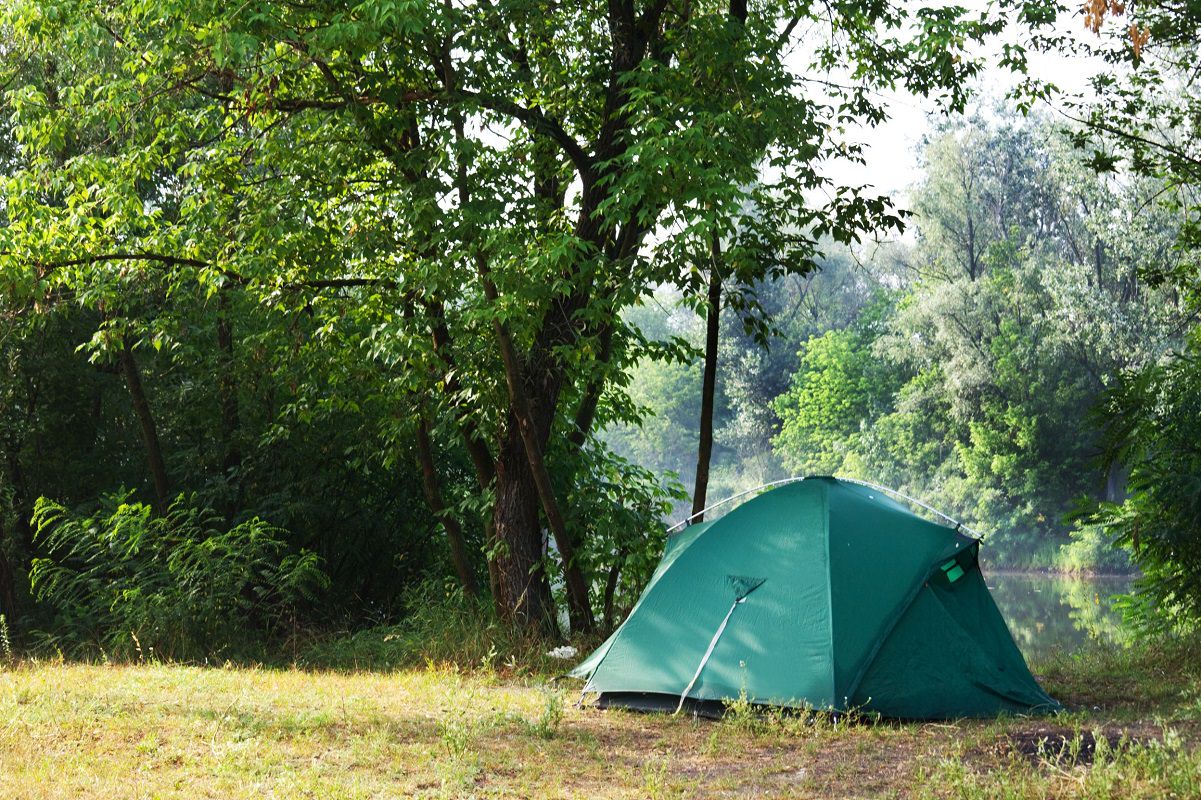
xmin=995 ymin=724 xmax=1162 ymax=766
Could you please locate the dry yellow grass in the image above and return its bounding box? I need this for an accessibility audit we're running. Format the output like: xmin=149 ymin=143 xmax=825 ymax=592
xmin=0 ymin=660 xmax=1197 ymax=799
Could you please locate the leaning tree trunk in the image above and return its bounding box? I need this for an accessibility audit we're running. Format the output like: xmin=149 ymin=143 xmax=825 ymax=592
xmin=691 ymin=240 xmax=723 ymax=521
xmin=479 ymin=265 xmax=595 ymax=633
xmin=415 ymin=414 xmax=479 ymax=597
xmin=491 ymin=425 xmax=557 ymax=633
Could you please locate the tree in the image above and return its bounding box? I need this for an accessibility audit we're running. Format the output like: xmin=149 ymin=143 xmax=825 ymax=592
xmin=690 ymin=231 xmax=723 ymax=522
xmin=1022 ymin=0 xmax=1201 ymax=624
xmin=772 ymin=318 xmax=904 ymax=477
xmin=609 ymin=248 xmax=900 ymax=504
xmin=911 ymin=117 xmax=1055 ymax=282
xmin=1093 ymin=356 xmax=1201 ymax=628
xmin=1 ymin=0 xmax=1013 ymax=632
xmin=771 ymin=112 xmax=1186 ymax=564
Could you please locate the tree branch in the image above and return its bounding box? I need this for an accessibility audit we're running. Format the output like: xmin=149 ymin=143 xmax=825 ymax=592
xmin=459 ymin=90 xmax=595 ymax=182
xmin=20 ymin=251 xmax=402 ymax=293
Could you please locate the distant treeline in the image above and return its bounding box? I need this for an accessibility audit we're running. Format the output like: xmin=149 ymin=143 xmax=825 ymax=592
xmin=611 ymin=113 xmax=1187 ymax=572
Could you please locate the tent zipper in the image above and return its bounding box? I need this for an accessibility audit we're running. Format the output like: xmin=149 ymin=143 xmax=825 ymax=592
xmin=675 ymin=596 xmax=744 ymax=714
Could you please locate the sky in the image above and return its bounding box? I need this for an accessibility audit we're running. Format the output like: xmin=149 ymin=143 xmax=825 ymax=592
xmin=812 ymin=2 xmax=1110 ymax=205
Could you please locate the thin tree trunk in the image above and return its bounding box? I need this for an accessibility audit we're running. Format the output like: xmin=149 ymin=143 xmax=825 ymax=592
xmin=418 ymin=297 xmax=502 ymax=607
xmin=0 ymin=518 xmax=18 ymax=624
xmin=438 ymin=94 xmax=510 ymax=613
xmin=424 ymin=298 xmax=495 ymax=484
xmin=966 ymin=213 xmax=978 ymax=281
xmin=118 ymin=344 xmax=171 ymax=514
xmin=602 ymin=547 xmax=626 ymax=630
xmin=691 ymin=234 xmax=723 ymax=521
xmin=415 ymin=414 xmax=479 ymax=597
xmin=478 ymin=266 xmax=595 ymax=633
xmin=216 ymin=291 xmax=242 ymax=518
xmin=475 ymin=502 xmax=502 ymax=610
xmin=568 ymin=324 xmax=614 ymax=451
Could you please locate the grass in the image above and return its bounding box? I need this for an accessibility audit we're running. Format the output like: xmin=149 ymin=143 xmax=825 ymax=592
xmin=0 ymin=640 xmax=1199 ymax=799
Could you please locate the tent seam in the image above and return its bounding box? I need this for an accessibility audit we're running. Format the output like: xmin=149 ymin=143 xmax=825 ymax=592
xmin=823 ymin=481 xmax=836 ymax=709
xmin=924 ymin=571 xmax=1061 ymax=711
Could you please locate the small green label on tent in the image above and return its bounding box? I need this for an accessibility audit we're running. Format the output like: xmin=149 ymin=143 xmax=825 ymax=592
xmin=940 ymin=559 xmax=965 ymax=583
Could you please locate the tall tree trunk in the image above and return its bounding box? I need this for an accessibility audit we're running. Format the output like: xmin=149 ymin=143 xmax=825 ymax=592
xmin=479 ymin=267 xmax=595 ymax=633
xmin=415 ymin=415 xmax=479 ymax=597
xmin=688 ymin=0 xmax=744 ymax=522
xmin=1105 ymin=459 xmax=1129 ymax=504
xmin=438 ymin=98 xmax=510 ymax=613
xmin=118 ymin=344 xmax=171 ymax=514
xmin=491 ymin=426 xmax=557 ymax=632
xmin=691 ymin=235 xmax=723 ymax=521
xmin=966 ymin=213 xmax=978 ymax=281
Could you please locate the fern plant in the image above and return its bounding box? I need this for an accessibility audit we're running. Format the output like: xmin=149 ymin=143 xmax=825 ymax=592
xmin=30 ymin=491 xmax=327 ymax=660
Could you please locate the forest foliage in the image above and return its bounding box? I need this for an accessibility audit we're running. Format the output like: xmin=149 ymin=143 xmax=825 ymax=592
xmin=613 ymin=112 xmax=1188 ymax=571
xmin=0 ymin=0 xmax=1198 ymax=656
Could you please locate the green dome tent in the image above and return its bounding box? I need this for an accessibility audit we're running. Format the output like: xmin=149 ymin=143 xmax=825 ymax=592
xmin=570 ymin=477 xmax=1060 ymax=719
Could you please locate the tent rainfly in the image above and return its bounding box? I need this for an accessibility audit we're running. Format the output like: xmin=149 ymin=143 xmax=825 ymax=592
xmin=570 ymin=476 xmax=1061 ymax=719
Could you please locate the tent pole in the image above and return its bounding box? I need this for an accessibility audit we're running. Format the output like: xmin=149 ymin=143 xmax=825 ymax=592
xmin=666 ymin=475 xmax=985 ymax=540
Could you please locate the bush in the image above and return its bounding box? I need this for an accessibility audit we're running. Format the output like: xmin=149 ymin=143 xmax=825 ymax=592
xmin=29 ymin=492 xmax=327 ymax=660
xmin=1056 ymin=524 xmax=1135 ymax=575
xmin=1093 ymin=355 xmax=1201 ymax=630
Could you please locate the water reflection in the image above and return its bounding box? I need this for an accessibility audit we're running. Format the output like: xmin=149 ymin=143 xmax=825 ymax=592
xmin=984 ymin=572 xmax=1135 ymax=664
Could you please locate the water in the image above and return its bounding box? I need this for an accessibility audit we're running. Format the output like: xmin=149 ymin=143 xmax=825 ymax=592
xmin=984 ymin=572 xmax=1136 ymax=665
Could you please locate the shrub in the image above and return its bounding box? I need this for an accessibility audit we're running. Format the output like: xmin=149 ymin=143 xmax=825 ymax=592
xmin=29 ymin=492 xmax=327 ymax=660
xmin=1093 ymin=355 xmax=1201 ymax=630
xmin=1056 ymin=524 xmax=1134 ymax=575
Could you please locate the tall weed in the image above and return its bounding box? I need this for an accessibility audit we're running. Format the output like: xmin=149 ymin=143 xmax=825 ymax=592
xmin=299 ymin=580 xmax=568 ymax=673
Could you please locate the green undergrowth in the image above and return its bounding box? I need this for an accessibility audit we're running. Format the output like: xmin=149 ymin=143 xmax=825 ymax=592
xmin=1034 ymin=636 xmax=1201 ymax=718
xmin=1053 ymin=525 xmax=1137 ymax=575
xmin=296 ymin=589 xmax=605 ymax=677
xmin=13 ymin=580 xmax=605 ymax=677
